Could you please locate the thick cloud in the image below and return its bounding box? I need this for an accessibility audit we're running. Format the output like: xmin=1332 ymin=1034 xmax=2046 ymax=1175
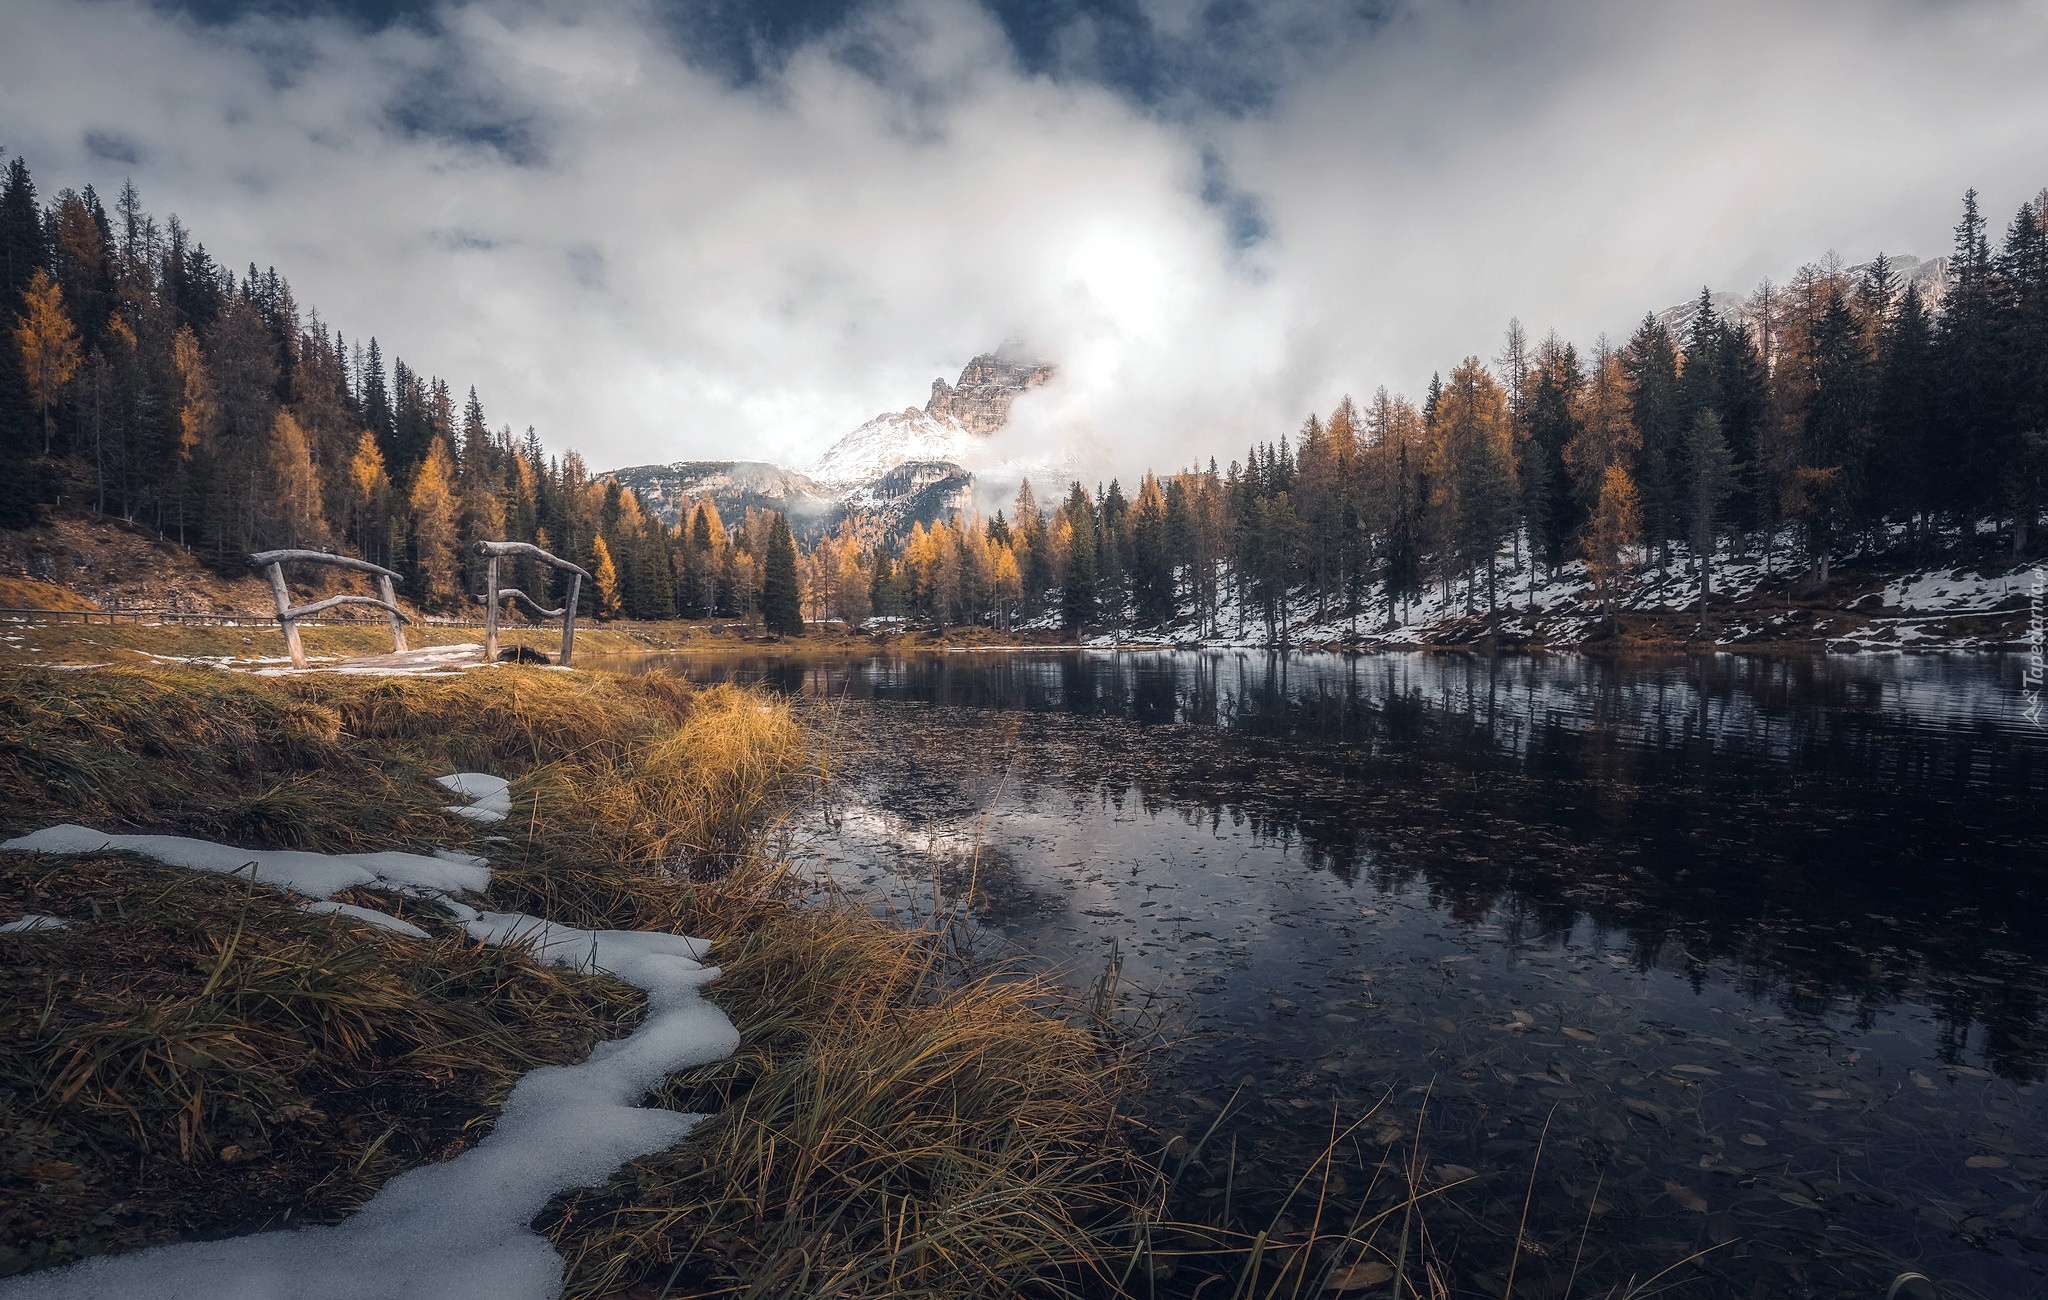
xmin=3 ymin=0 xmax=2045 ymax=482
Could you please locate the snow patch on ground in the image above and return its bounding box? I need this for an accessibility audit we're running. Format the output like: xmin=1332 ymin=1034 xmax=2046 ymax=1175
xmin=298 ymin=900 xmax=431 ymax=939
xmin=437 ymin=772 xmax=513 ymax=823
xmin=0 ymin=771 xmax=737 ymax=1300
xmin=1883 ymin=567 xmax=2034 ymax=614
xmin=1 ymin=827 xmax=490 ymax=899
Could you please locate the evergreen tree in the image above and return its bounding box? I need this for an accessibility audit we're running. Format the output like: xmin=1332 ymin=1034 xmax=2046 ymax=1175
xmin=1060 ymin=482 xmax=1098 ymax=631
xmin=761 ymin=511 xmax=803 ymax=636
xmin=1938 ymin=189 xmax=2006 ymax=530
xmin=1684 ymin=411 xmax=1736 ymax=634
xmin=1128 ymin=474 xmax=1175 ymax=625
xmin=1622 ymin=316 xmax=1683 ymax=562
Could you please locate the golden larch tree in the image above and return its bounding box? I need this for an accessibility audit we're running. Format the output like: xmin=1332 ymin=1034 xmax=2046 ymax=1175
xmin=408 ymin=438 xmax=460 ymax=607
xmin=1583 ymin=464 xmax=1643 ymax=629
xmin=15 ymin=269 xmax=82 ymax=454
xmin=345 ymin=430 xmax=392 ymax=559
xmin=265 ymin=409 xmax=327 ymax=548
xmin=591 ymin=534 xmax=623 ymax=619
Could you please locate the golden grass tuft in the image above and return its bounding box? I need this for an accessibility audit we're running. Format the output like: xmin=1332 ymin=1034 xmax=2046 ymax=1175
xmin=545 ymin=883 xmax=1158 ymax=1300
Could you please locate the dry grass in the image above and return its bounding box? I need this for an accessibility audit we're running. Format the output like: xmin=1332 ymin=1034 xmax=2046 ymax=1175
xmin=544 ymin=884 xmax=1158 ymax=1300
xmin=0 ymin=576 xmax=99 ymax=612
xmin=0 ymin=850 xmax=640 ymax=1277
xmin=0 ymin=661 xmax=1160 ymax=1298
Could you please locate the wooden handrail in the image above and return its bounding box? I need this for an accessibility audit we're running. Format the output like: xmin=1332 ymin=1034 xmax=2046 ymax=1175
xmin=249 ymin=550 xmax=409 ymax=667
xmin=474 ymin=541 xmax=586 ymax=666
xmin=474 ymin=541 xmax=594 ymax=581
xmin=474 ymin=588 xmax=567 ymax=619
xmin=249 ymin=549 xmax=404 ymax=581
xmin=283 ymin=593 xmax=410 ymax=622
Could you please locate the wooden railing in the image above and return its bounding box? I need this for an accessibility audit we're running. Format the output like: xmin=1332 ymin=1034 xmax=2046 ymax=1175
xmin=474 ymin=541 xmax=595 ymax=666
xmin=248 ymin=549 xmax=409 ymax=668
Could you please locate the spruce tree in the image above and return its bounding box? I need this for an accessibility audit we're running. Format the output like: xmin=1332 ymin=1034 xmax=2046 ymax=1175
xmin=761 ymin=511 xmax=803 ymax=636
xmin=1060 ymin=482 xmax=1097 ymax=631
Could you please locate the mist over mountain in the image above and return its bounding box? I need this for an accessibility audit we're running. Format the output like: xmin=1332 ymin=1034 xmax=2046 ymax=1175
xmin=608 ymin=348 xmax=1055 ymax=538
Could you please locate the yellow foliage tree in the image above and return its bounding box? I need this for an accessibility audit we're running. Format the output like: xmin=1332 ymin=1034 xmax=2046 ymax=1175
xmin=265 ymin=409 xmax=326 ymax=548
xmin=408 ymin=438 xmax=460 ymax=607
xmin=14 ymin=269 xmax=81 ymax=455
xmin=591 ymin=534 xmax=623 ymax=619
xmin=170 ymin=326 xmax=216 ymax=460
xmin=1583 ymin=464 xmax=1642 ymax=628
xmin=345 ymin=430 xmax=391 ymax=558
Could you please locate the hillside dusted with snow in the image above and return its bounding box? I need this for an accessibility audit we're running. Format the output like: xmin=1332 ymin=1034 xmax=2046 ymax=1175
xmin=608 ymin=348 xmax=1054 ymax=537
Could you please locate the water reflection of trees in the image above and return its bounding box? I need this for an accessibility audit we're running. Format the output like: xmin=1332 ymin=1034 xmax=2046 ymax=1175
xmin=799 ymin=652 xmax=2047 ymax=1080
xmin=664 ymin=649 xmax=2046 ymax=1078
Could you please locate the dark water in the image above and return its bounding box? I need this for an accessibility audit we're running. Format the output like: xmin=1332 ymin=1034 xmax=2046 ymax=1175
xmin=605 ymin=649 xmax=2048 ymax=1300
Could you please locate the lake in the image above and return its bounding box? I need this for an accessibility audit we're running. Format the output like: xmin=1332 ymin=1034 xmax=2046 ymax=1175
xmin=598 ymin=648 xmax=2048 ymax=1300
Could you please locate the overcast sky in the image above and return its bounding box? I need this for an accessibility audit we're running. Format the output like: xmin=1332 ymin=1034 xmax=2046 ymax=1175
xmin=3 ymin=0 xmax=2046 ymax=477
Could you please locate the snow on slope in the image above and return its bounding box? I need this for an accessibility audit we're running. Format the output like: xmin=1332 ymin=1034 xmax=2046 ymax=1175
xmin=805 ymin=406 xmax=980 ymax=489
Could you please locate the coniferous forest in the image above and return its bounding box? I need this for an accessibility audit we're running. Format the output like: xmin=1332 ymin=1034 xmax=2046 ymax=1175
xmin=4 ymin=148 xmax=2043 ymax=637
xmin=837 ymin=185 xmax=2048 ymax=637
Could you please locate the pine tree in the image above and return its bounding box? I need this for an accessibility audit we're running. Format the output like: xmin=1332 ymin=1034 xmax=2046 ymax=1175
xmin=761 ymin=511 xmax=803 ymax=636
xmin=1938 ymin=189 xmax=2006 ymax=531
xmin=1684 ymin=410 xmax=1735 ymax=634
xmin=1060 ymin=482 xmax=1098 ymax=631
xmin=1129 ymin=474 xmax=1175 ymax=625
xmin=1622 ymin=316 xmax=1683 ymax=563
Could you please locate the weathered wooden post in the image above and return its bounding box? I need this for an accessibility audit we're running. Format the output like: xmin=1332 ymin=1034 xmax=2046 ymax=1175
xmin=263 ymin=561 xmax=306 ymax=668
xmin=561 ymin=571 xmax=582 ymax=667
xmin=377 ymin=574 xmax=408 ymax=652
xmin=483 ymin=554 xmax=501 ymax=663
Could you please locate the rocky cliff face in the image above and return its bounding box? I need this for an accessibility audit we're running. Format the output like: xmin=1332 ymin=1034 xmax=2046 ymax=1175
xmin=922 ymin=350 xmax=1054 ymax=437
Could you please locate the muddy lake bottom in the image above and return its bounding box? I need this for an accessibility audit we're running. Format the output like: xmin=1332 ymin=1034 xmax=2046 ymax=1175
xmin=594 ymin=649 xmax=2048 ymax=1300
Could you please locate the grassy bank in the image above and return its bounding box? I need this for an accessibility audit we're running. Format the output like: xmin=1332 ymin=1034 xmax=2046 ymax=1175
xmin=0 ymin=662 xmax=1159 ymax=1296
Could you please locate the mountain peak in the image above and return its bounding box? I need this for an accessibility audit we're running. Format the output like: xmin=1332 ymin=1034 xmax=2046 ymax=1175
xmin=807 ymin=348 xmax=1055 ymax=487
xmin=922 ymin=349 xmax=1055 ymax=437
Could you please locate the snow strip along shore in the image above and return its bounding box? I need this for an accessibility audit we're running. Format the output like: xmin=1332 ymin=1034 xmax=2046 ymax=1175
xmin=0 ymin=775 xmax=739 ymax=1300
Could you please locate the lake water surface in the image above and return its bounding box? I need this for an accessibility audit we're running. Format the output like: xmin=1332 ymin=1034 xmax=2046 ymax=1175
xmin=603 ymin=649 xmax=2048 ymax=1300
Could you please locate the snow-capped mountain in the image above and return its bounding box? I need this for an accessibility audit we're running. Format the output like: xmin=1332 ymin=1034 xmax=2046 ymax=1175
xmin=806 ymin=347 xmax=1054 ymax=488
xmin=606 ymin=348 xmax=1055 ymax=538
xmin=805 ymin=407 xmax=980 ymax=490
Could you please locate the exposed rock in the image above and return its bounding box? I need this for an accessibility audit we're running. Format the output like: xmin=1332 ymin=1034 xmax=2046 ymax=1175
xmin=922 ymin=347 xmax=1054 ymax=437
